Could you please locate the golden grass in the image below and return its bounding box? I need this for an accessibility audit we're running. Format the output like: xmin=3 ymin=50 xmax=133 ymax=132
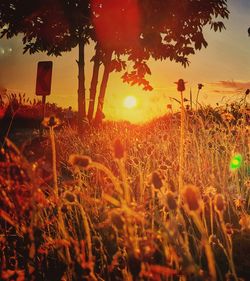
xmin=0 ymin=102 xmax=249 ymax=281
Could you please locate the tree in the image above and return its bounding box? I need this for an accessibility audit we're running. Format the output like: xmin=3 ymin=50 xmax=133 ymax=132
xmin=1 ymin=0 xmax=229 ymax=127
xmin=90 ymin=0 xmax=229 ymax=123
xmin=0 ymin=0 xmax=91 ymax=132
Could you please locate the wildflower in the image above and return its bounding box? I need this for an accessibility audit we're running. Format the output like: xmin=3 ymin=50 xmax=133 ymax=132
xmin=151 ymin=171 xmax=163 ymax=189
xmin=113 ymin=139 xmax=125 ymax=159
xmin=182 ymin=185 xmax=201 ymax=212
xmin=42 ymin=116 xmax=61 ymax=128
xmin=204 ymin=186 xmax=217 ymax=199
xmin=165 ymin=191 xmax=177 ymax=211
xmin=68 ymin=154 xmax=91 ymax=168
xmin=234 ymin=197 xmax=245 ymax=209
xmin=214 ymin=194 xmax=225 ymax=214
xmin=175 ymin=79 xmax=187 ymax=92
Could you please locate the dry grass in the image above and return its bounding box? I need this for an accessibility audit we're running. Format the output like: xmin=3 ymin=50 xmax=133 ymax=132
xmin=0 ymin=102 xmax=249 ymax=281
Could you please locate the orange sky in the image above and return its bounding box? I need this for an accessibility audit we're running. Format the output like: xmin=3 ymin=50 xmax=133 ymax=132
xmin=0 ymin=0 xmax=250 ymax=123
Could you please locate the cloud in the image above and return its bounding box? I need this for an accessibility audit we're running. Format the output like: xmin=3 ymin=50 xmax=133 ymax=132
xmin=211 ymin=80 xmax=250 ymax=91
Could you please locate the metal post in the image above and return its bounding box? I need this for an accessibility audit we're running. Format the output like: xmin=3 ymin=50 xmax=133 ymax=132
xmin=42 ymin=95 xmax=46 ymax=119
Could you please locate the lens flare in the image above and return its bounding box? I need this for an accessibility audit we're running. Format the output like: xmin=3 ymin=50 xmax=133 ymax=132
xmin=230 ymin=154 xmax=243 ymax=171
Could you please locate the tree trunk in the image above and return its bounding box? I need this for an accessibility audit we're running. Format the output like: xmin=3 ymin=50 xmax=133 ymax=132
xmin=94 ymin=50 xmax=112 ymax=125
xmin=87 ymin=44 xmax=101 ymax=122
xmin=77 ymin=41 xmax=86 ymax=134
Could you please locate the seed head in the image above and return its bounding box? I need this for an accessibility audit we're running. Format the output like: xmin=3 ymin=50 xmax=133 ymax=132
xmin=113 ymin=139 xmax=125 ymax=159
xmin=166 ymin=191 xmax=177 ymax=211
xmin=175 ymin=79 xmax=186 ymax=92
xmin=198 ymin=83 xmax=204 ymax=90
xmin=68 ymin=154 xmax=91 ymax=168
xmin=214 ymin=194 xmax=225 ymax=213
xmin=182 ymin=185 xmax=201 ymax=212
xmin=151 ymin=171 xmax=163 ymax=189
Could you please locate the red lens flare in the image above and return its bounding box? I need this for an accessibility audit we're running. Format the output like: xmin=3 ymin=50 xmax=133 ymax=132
xmin=91 ymin=0 xmax=141 ymax=49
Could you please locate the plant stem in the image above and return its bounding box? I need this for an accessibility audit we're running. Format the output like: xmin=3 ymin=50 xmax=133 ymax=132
xmin=179 ymin=91 xmax=185 ymax=192
xmin=50 ymin=127 xmax=58 ymax=196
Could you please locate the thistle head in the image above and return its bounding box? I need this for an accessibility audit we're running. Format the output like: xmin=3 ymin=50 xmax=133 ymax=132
xmin=175 ymin=79 xmax=187 ymax=92
xmin=68 ymin=154 xmax=92 ymax=169
xmin=182 ymin=185 xmax=202 ymax=213
xmin=165 ymin=191 xmax=177 ymax=211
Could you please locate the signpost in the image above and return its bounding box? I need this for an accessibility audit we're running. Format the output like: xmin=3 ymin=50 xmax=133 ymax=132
xmin=35 ymin=61 xmax=53 ymax=118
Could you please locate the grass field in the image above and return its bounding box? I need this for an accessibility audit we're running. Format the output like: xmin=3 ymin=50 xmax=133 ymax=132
xmin=0 ymin=101 xmax=249 ymax=281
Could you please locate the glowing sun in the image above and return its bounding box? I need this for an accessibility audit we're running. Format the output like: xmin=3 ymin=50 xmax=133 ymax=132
xmin=123 ymin=96 xmax=137 ymax=109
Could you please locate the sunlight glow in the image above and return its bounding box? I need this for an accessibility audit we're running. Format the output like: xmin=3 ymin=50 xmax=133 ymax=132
xmin=123 ymin=96 xmax=137 ymax=109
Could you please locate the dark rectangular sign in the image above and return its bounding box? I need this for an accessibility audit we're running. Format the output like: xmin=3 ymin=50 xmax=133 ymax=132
xmin=35 ymin=61 xmax=53 ymax=96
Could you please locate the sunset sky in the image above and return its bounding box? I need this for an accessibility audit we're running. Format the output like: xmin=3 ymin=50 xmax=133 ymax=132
xmin=0 ymin=0 xmax=250 ymax=123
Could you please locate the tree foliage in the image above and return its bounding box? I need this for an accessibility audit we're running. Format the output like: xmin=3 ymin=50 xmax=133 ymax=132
xmin=0 ymin=0 xmax=91 ymax=55
xmin=0 ymin=0 xmax=229 ymax=124
xmin=119 ymin=0 xmax=229 ymax=89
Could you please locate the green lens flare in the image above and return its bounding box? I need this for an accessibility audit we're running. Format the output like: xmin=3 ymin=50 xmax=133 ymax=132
xmin=230 ymin=154 xmax=243 ymax=171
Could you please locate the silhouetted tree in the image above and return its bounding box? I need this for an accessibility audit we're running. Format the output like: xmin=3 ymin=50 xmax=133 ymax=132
xmin=0 ymin=0 xmax=91 ymax=132
xmin=1 ymin=0 xmax=229 ymax=126
xmin=91 ymin=0 xmax=229 ymax=124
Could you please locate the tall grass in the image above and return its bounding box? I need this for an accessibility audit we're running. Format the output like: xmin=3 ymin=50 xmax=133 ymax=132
xmin=0 ymin=102 xmax=249 ymax=281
